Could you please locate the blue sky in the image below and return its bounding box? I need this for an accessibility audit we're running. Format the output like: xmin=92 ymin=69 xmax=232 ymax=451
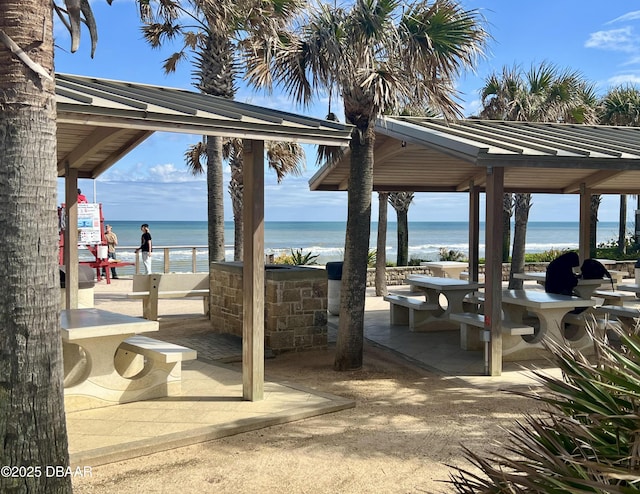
xmin=55 ymin=0 xmax=640 ymax=223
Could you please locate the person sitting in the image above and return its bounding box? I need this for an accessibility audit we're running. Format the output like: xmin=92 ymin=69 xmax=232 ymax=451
xmin=545 ymin=251 xmax=579 ymax=296
xmin=77 ymin=188 xmax=88 ymax=203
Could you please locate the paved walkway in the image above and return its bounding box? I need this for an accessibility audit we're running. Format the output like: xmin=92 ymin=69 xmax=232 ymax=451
xmin=66 ymin=278 xmax=564 ymax=467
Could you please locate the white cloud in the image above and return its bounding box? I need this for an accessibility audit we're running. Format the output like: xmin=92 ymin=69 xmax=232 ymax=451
xmin=585 ymin=27 xmax=637 ymax=52
xmin=606 ymin=10 xmax=640 ymax=24
xmin=607 ymin=74 xmax=640 ymax=86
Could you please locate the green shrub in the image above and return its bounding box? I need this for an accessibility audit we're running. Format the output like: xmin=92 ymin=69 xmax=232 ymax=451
xmin=524 ymin=248 xmax=574 ymax=263
xmin=367 ymin=249 xmax=376 ymax=268
xmin=408 ymin=257 xmax=427 ymax=266
xmin=438 ymin=248 xmax=467 ymax=261
xmin=273 ymin=248 xmax=318 ymax=265
xmin=448 ymin=322 xmax=640 ymax=493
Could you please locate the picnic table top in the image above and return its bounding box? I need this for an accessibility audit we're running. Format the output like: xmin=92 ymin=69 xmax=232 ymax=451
xmin=405 ymin=275 xmax=483 ymax=290
xmin=61 ymin=308 xmax=158 ymax=340
xmin=501 ymin=289 xmax=595 ymax=309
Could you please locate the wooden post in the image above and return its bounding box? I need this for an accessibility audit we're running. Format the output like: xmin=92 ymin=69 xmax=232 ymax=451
xmin=242 ymin=139 xmax=265 ymax=401
xmin=64 ymin=165 xmax=79 ymax=309
xmin=485 ymin=166 xmax=504 ymax=376
xmin=468 ymin=181 xmax=480 ymax=282
xmin=579 ymin=184 xmax=591 ymax=263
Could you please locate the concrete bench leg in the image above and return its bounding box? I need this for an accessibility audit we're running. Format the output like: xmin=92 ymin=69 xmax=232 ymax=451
xmin=114 ymin=348 xmax=186 ymax=398
xmin=203 ymin=296 xmax=210 ymax=317
xmin=460 ymin=323 xmax=483 ymax=351
xmin=389 ymin=304 xmax=410 ymax=325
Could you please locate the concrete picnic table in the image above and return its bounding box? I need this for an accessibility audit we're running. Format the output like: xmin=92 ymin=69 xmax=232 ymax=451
xmin=404 ymin=275 xmax=483 ymax=330
xmin=500 ymin=289 xmax=595 ymax=360
xmin=513 ymin=271 xmax=608 ymax=298
xmin=61 ymin=308 xmax=159 ymax=409
xmin=419 ymin=261 xmax=469 ymax=279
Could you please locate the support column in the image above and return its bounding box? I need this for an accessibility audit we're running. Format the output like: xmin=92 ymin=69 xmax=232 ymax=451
xmin=485 ymin=166 xmax=504 ymax=376
xmin=579 ymin=184 xmax=591 ymax=263
xmin=468 ymin=181 xmax=480 ymax=282
xmin=242 ymin=139 xmax=265 ymax=401
xmin=64 ymin=165 xmax=79 ymax=309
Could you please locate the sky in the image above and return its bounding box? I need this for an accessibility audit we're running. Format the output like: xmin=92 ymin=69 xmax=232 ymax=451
xmin=54 ymin=0 xmax=640 ymax=224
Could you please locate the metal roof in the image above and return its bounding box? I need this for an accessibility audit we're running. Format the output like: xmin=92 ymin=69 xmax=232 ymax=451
xmin=55 ymin=73 xmax=352 ymax=179
xmin=309 ymin=117 xmax=640 ymax=195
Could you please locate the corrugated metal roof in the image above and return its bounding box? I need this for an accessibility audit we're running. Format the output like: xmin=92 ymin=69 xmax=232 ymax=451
xmin=55 ymin=73 xmax=352 ymax=178
xmin=309 ymin=117 xmax=640 ymax=195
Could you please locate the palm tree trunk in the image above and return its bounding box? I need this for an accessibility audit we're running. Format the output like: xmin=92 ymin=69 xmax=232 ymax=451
xmin=229 ymin=154 xmax=243 ymax=261
xmin=396 ymin=208 xmax=409 ymax=266
xmin=0 ymin=3 xmax=72 ymax=492
xmin=388 ymin=192 xmax=413 ymax=266
xmin=508 ymin=193 xmax=531 ymax=289
xmin=618 ymin=194 xmax=627 ymax=255
xmin=375 ymin=192 xmax=389 ymax=296
xmin=335 ymin=125 xmax=374 ymax=371
xmin=636 ymin=195 xmax=640 ymax=247
xmin=207 ymin=136 xmax=225 ymax=263
xmin=590 ymin=194 xmax=601 ymax=258
xmin=503 ymin=193 xmax=513 ymax=262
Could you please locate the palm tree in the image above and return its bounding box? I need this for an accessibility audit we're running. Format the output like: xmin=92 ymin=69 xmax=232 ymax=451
xmin=388 ymin=192 xmax=414 ymax=266
xmin=1 ymin=1 xmax=107 ymax=491
xmin=142 ymin=0 xmax=304 ymax=264
xmin=244 ymin=0 xmax=487 ymax=370
xmin=480 ymin=62 xmax=598 ymax=287
xmin=224 ymin=139 xmax=306 ymax=260
xmin=598 ymin=84 xmax=640 ymax=253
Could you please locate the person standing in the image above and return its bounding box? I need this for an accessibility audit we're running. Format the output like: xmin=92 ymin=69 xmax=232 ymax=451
xmin=103 ymin=224 xmax=119 ymax=279
xmin=135 ymin=223 xmax=153 ymax=274
xmin=77 ymin=188 xmax=88 ymax=203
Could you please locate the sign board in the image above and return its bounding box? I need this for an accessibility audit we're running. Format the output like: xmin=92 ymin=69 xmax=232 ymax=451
xmin=78 ymin=203 xmax=102 ymax=245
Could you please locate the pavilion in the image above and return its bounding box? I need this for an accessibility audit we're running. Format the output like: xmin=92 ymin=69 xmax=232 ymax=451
xmin=309 ymin=116 xmax=640 ymax=375
xmin=56 ymin=73 xmax=352 ymax=400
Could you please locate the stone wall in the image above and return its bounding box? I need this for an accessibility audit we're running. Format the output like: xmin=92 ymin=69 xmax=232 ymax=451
xmin=210 ymin=262 xmax=328 ymax=354
xmin=365 ymin=261 xmax=636 ymax=286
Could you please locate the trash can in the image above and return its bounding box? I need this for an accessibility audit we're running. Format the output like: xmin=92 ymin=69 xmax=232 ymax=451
xmin=326 ymin=261 xmax=343 ymax=316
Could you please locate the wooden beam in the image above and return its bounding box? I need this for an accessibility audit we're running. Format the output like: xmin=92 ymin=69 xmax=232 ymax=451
xmin=242 ymin=139 xmax=265 ymax=401
xmin=457 ymin=171 xmax=485 ymax=191
xmin=485 ymin=166 xmax=504 ymax=376
xmin=372 ymin=137 xmax=408 ymax=165
xmin=57 ymin=127 xmax=128 ymax=175
xmin=63 ymin=166 xmax=79 ymax=309
xmin=579 ymin=184 xmax=591 ymax=263
xmin=563 ymin=169 xmax=624 ymax=193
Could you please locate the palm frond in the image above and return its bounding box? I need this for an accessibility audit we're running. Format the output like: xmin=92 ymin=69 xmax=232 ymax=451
xmin=448 ymin=324 xmax=640 ymax=493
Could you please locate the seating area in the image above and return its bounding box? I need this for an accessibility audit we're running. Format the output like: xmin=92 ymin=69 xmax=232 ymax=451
xmin=61 ymin=308 xmax=197 ymax=411
xmin=383 ymin=269 xmax=640 ymax=375
xmin=383 ymin=294 xmax=439 ymax=329
xmin=128 ymin=272 xmax=210 ymax=321
xmin=115 ymin=335 xmax=197 ymax=394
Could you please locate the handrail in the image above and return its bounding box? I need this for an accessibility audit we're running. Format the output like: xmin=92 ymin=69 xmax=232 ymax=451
xmin=87 ymin=245 xmax=211 ymax=274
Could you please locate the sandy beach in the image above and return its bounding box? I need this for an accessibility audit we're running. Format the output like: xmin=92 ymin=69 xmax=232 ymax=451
xmin=71 ymin=278 xmax=547 ymax=494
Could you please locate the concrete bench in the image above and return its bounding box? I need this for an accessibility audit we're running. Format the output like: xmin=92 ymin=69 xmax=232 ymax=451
xmin=450 ymin=312 xmax=535 ymax=336
xmin=450 ymin=312 xmax=535 ymax=373
xmin=459 ymin=271 xmax=484 ymax=282
xmin=592 ymin=290 xmax=635 ymax=306
xmin=383 ymin=294 xmax=439 ymax=329
xmin=595 ymin=305 xmax=639 ymax=333
xmin=114 ymin=335 xmax=197 ymax=398
xmin=462 ymin=293 xmax=484 ymax=312
xmin=128 ymin=273 xmax=210 ymax=321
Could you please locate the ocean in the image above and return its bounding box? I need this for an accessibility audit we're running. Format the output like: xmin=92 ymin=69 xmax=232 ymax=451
xmin=88 ymin=220 xmax=625 ymax=274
